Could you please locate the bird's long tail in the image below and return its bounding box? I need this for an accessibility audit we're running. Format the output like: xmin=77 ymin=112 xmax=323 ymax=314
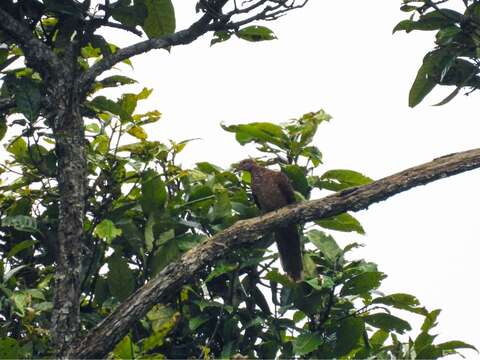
xmin=275 ymin=225 xmax=303 ymax=282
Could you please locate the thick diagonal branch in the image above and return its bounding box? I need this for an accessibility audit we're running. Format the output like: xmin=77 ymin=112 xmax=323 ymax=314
xmin=68 ymin=147 xmax=480 ymax=359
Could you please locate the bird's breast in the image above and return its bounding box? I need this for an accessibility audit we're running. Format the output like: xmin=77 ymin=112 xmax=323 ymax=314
xmin=251 ymin=176 xmax=288 ymax=212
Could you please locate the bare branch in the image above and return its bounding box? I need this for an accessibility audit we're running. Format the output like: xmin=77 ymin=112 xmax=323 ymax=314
xmin=68 ymin=147 xmax=480 ymax=359
xmin=0 ymin=7 xmax=64 ymax=77
xmin=217 ymin=0 xmax=309 ymax=30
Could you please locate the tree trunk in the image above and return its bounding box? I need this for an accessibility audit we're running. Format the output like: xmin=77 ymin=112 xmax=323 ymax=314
xmin=49 ymin=83 xmax=86 ymax=356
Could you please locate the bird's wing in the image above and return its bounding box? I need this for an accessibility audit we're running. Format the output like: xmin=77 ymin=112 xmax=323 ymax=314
xmin=276 ymin=172 xmax=296 ymax=204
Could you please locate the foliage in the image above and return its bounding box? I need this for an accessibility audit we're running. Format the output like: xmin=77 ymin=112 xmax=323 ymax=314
xmin=396 ymin=0 xmax=480 ymax=107
xmin=0 ymin=47 xmax=476 ymax=356
xmin=0 ymin=1 xmax=476 ymax=358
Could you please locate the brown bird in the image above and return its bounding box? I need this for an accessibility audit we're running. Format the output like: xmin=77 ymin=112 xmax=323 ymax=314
xmin=236 ymin=159 xmax=303 ymax=281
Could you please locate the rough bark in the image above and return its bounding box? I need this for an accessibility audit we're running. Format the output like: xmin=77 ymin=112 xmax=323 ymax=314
xmin=68 ymin=147 xmax=480 ymax=359
xmin=0 ymin=6 xmax=85 ymax=355
xmin=49 ymin=81 xmax=87 ymax=356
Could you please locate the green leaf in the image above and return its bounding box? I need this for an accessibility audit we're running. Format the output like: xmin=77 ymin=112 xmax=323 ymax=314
xmin=7 ymin=138 xmax=28 ymax=162
xmin=372 ymin=293 xmax=426 ymax=314
xmin=293 ymin=332 xmax=323 ymax=355
xmin=189 ymin=314 xmax=209 ymax=331
xmin=14 ymin=78 xmax=41 ymax=121
xmin=237 ymin=26 xmax=276 ymax=42
xmin=436 ymin=26 xmax=461 ymax=46
xmin=0 ymin=338 xmax=22 ymax=359
xmin=85 ymin=123 xmax=101 ymax=133
xmin=107 ymin=255 xmax=135 ymax=301
xmin=409 ymin=48 xmax=456 ymax=107
xmin=393 ymin=10 xmax=463 ymax=34
xmin=142 ymin=0 xmax=176 ymax=38
xmin=196 ymin=162 xmax=222 ymax=174
xmin=436 ymin=340 xmax=478 ymax=352
xmin=3 ymin=265 xmax=27 ymax=283
xmin=99 ymin=75 xmax=137 ymax=88
xmin=111 ymin=0 xmax=146 ymax=27
xmin=2 ymin=215 xmax=38 ymax=233
xmin=211 ymin=189 xmax=232 ymax=221
xmin=112 ymin=335 xmax=134 ymax=359
xmin=370 ymin=329 xmax=389 ymax=349
xmin=415 ymin=331 xmax=437 ymax=353
xmin=316 ymin=169 xmax=373 ymax=191
xmin=119 ymin=93 xmax=138 ymax=117
xmin=316 ymin=213 xmax=365 ymax=234
xmin=282 ymin=165 xmax=311 ymax=198
xmin=94 ymin=219 xmax=122 ymax=244
xmin=6 ymin=240 xmax=36 ymax=258
xmin=307 ymin=229 xmax=342 ymax=263
xmin=211 ymin=30 xmax=232 ymax=46
xmin=91 ymin=134 xmax=109 ymax=154
xmin=293 ymin=310 xmax=306 ymax=323
xmin=0 ymin=117 xmax=7 ymax=141
xmin=421 ymin=309 xmax=441 ymax=332
xmin=11 ymin=292 xmax=27 ymax=316
xmin=141 ymin=171 xmax=168 ymax=215
xmin=415 ymin=345 xmax=442 ymax=359
xmin=221 ymin=122 xmax=288 ymax=148
xmin=301 ymin=146 xmax=323 ymax=166
xmin=205 ymin=263 xmax=238 ymax=283
xmin=0 ymin=48 xmax=8 ymax=64
xmin=127 ymin=125 xmax=148 ymax=140
xmin=335 ymin=317 xmax=364 ymax=356
xmin=150 ymin=239 xmax=180 ymax=275
xmin=176 ymin=234 xmax=205 ymax=252
xmin=90 ymin=96 xmax=125 ymax=117
xmin=364 ymin=313 xmax=412 ymax=334
xmin=264 ymin=269 xmax=294 ymax=287
xmin=340 ymin=271 xmax=386 ymax=296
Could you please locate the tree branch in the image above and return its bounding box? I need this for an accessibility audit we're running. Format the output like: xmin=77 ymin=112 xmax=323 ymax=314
xmin=78 ymin=0 xmax=307 ymax=94
xmin=78 ymin=9 xmax=219 ymax=93
xmin=0 ymin=7 xmax=63 ymax=77
xmin=68 ymin=147 xmax=480 ymax=359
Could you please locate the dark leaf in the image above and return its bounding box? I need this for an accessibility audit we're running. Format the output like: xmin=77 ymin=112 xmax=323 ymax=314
xmin=364 ymin=313 xmax=412 ymax=334
xmin=14 ymin=78 xmax=41 ymax=121
xmin=335 ymin=317 xmax=364 ymax=356
xmin=293 ymin=332 xmax=323 ymax=355
xmin=307 ymin=229 xmax=342 ymax=263
xmin=107 ymin=255 xmax=135 ymax=301
xmin=141 ymin=171 xmax=168 ymax=215
xmin=341 ymin=271 xmax=385 ymax=296
xmin=408 ymin=47 xmax=456 ymax=107
xmin=281 ymin=165 xmax=311 ymax=198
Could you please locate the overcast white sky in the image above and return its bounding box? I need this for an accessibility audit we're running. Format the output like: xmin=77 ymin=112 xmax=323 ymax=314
xmin=102 ymin=0 xmax=480 ymax=353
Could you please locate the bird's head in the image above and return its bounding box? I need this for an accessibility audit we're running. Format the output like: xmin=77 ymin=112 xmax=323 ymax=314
xmin=235 ymin=158 xmax=258 ymax=172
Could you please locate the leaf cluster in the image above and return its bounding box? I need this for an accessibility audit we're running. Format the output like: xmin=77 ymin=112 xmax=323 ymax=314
xmin=0 ymin=3 xmax=476 ymax=357
xmin=0 ymin=63 xmax=476 ymax=357
xmin=395 ymin=0 xmax=480 ymax=107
